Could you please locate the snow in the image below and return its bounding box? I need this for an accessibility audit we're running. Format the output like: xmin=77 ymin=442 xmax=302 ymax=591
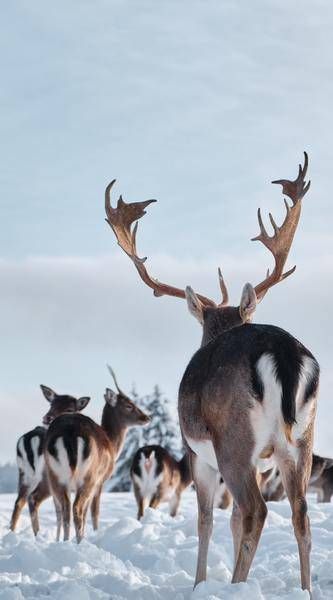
xmin=0 ymin=492 xmax=332 ymax=599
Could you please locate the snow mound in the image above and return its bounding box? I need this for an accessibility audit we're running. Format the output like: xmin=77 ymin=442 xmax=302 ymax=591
xmin=0 ymin=492 xmax=332 ymax=599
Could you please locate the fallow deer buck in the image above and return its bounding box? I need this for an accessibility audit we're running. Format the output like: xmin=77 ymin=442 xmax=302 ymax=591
xmin=44 ymin=367 xmax=150 ymax=542
xmin=10 ymin=385 xmax=90 ymax=536
xmin=105 ymin=153 xmax=319 ymax=594
xmin=131 ymin=445 xmax=192 ymax=519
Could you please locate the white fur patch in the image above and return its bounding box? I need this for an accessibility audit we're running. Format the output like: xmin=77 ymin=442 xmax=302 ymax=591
xmin=47 ymin=436 xmax=90 ymax=491
xmin=132 ymin=450 xmax=163 ymax=500
xmin=17 ymin=435 xmax=45 ymax=493
xmin=251 ymin=353 xmax=316 ymax=468
xmin=186 ymin=437 xmax=218 ymax=470
xmin=291 ymin=356 xmax=317 ymax=443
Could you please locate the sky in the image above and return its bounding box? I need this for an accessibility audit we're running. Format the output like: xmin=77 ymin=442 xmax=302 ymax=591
xmin=1 ymin=0 xmax=333 ymax=461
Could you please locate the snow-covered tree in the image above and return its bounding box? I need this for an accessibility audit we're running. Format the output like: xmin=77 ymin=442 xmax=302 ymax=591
xmin=109 ymin=386 xmax=182 ymax=491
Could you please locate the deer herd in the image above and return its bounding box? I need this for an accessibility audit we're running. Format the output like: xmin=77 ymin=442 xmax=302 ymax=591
xmin=9 ymin=153 xmax=330 ymax=595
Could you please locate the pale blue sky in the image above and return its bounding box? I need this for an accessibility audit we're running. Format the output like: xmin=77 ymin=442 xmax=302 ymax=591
xmin=1 ymin=1 xmax=333 ymax=461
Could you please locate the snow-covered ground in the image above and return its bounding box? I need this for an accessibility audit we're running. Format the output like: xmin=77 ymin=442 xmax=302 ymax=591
xmin=0 ymin=492 xmax=333 ymax=599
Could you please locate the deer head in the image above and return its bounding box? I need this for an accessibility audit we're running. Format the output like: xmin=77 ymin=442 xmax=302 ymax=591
xmin=105 ymin=153 xmax=310 ymax=346
xmin=103 ymin=365 xmax=150 ymax=426
xmin=41 ymin=384 xmax=90 ymax=425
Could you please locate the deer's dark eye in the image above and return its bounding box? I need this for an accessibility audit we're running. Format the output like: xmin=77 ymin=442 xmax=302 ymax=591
xmin=126 ymin=404 xmax=134 ymax=411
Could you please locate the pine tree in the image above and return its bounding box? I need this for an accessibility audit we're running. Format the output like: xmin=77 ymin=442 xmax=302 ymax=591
xmin=108 ymin=385 xmax=182 ymax=491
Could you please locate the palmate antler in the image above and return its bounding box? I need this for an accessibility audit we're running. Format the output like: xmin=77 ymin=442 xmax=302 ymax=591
xmin=105 ymin=180 xmax=228 ymax=307
xmin=105 ymin=153 xmax=310 ymax=307
xmin=252 ymin=152 xmax=310 ymax=300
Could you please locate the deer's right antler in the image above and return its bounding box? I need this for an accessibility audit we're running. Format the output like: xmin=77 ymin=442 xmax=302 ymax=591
xmin=105 ymin=180 xmax=224 ymax=307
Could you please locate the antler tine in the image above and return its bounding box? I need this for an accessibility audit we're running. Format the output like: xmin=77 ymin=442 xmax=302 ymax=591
xmin=252 ymin=152 xmax=310 ymax=300
xmin=106 ymin=364 xmax=125 ymax=396
xmin=105 ymin=180 xmax=217 ymax=307
xmin=217 ymin=267 xmax=229 ymax=307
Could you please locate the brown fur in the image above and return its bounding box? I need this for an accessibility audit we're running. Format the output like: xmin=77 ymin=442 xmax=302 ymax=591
xmin=45 ymin=386 xmax=149 ymax=542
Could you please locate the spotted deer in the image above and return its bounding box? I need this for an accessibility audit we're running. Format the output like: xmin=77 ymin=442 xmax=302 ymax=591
xmin=131 ymin=445 xmax=192 ymax=519
xmin=10 ymin=385 xmax=90 ymax=536
xmin=105 ymin=153 xmax=319 ymax=594
xmin=44 ymin=367 xmax=150 ymax=543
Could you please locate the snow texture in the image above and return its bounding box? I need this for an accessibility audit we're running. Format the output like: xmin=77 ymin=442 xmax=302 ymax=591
xmin=1 ymin=492 xmax=332 ymax=599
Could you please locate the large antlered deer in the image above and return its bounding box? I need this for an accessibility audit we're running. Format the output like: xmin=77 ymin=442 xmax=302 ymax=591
xmin=105 ymin=153 xmax=319 ymax=594
xmin=44 ymin=367 xmax=150 ymax=542
xmin=10 ymin=385 xmax=90 ymax=536
xmin=131 ymin=445 xmax=192 ymax=519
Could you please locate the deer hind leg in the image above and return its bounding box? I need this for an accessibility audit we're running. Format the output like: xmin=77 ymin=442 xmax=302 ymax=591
xmin=191 ymin=451 xmax=217 ymax=588
xmin=214 ymin=440 xmax=267 ymax=583
xmin=73 ymin=481 xmax=95 ymax=543
xmin=169 ymin=489 xmax=181 ymax=517
xmin=28 ymin=482 xmax=50 ymax=536
xmin=277 ymin=446 xmax=312 ymax=592
xmin=230 ymin=501 xmax=242 ymax=569
xmin=90 ymin=484 xmax=103 ymax=530
xmin=321 ymin=482 xmax=333 ymax=503
xmin=10 ymin=477 xmax=28 ymax=531
xmin=55 ymin=487 xmax=71 ymax=541
xmin=53 ymin=497 xmax=62 ymax=541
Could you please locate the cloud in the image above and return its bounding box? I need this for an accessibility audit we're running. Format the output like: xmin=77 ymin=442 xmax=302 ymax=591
xmin=0 ymin=253 xmax=332 ymax=462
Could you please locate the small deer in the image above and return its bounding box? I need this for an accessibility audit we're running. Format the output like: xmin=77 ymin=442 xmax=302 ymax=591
xmin=131 ymin=445 xmax=192 ymax=519
xmin=44 ymin=367 xmax=150 ymax=542
xmin=105 ymin=153 xmax=319 ymax=594
xmin=10 ymin=385 xmax=90 ymax=536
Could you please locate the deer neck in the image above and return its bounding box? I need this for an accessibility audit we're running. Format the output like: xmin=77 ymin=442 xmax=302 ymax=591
xmin=101 ymin=406 xmax=128 ymax=458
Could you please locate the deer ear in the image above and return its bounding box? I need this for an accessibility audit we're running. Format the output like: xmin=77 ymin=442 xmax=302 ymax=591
xmin=104 ymin=387 xmax=118 ymax=407
xmin=239 ymin=283 xmax=257 ymax=322
xmin=76 ymin=396 xmax=90 ymax=411
xmin=40 ymin=385 xmax=57 ymax=403
xmin=185 ymin=286 xmax=204 ymax=324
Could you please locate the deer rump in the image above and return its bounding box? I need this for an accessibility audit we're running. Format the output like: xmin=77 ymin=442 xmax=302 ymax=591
xmin=45 ymin=414 xmax=114 ymax=492
xmin=16 ymin=427 xmax=47 ymax=493
xmin=179 ymin=323 xmax=319 ymax=471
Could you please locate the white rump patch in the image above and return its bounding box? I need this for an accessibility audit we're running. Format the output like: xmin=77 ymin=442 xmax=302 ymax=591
xmin=47 ymin=436 xmax=89 ymax=491
xmin=251 ymin=352 xmax=317 ymax=467
xmin=17 ymin=435 xmax=45 ymax=492
xmin=291 ymin=355 xmax=318 ymax=443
